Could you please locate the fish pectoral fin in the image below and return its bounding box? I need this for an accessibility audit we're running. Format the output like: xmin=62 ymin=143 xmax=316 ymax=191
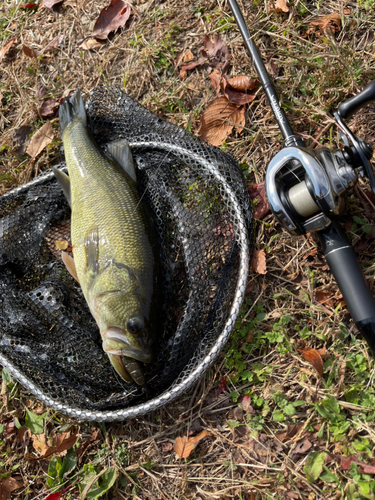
xmin=107 ymin=140 xmax=137 ymax=183
xmin=84 ymin=228 xmax=100 ymax=274
xmin=61 ymin=251 xmax=79 ymax=283
xmin=52 ymin=168 xmax=71 ymax=207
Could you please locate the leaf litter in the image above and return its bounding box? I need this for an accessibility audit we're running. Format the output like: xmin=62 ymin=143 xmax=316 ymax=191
xmin=26 ymin=121 xmax=54 ymax=158
xmin=1 ymin=0 xmax=375 ymax=498
xmin=93 ymin=0 xmax=132 ymax=40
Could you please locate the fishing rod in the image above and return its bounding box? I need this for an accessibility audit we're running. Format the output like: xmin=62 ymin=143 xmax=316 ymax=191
xmin=228 ymin=0 xmax=375 ymax=353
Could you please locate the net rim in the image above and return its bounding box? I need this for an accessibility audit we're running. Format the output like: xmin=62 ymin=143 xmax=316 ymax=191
xmin=0 ymin=158 xmax=250 ymax=421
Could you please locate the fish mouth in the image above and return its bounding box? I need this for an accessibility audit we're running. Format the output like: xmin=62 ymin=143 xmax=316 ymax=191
xmin=102 ymin=328 xmax=152 ymax=364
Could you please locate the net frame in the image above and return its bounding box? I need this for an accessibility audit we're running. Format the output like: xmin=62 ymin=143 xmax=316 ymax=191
xmin=0 ymin=87 xmax=253 ymax=421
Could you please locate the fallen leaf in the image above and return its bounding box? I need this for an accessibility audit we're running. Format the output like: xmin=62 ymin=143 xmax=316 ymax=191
xmin=315 ymin=289 xmax=334 ymax=307
xmin=225 ymin=75 xmax=258 ymax=93
xmin=234 ymin=406 xmax=244 ymax=421
xmin=79 ymin=38 xmax=106 ymax=51
xmin=20 ymin=3 xmax=38 ymax=7
xmin=23 ymin=44 xmax=38 ymax=58
xmin=43 ymin=0 xmax=64 ymax=8
xmin=238 ymin=394 xmax=254 ymax=413
xmin=161 ymin=442 xmax=173 ymax=453
xmin=198 ymin=96 xmax=245 ymax=146
xmin=0 ymin=477 xmax=22 ymax=500
xmin=43 ymin=35 xmax=63 ymax=52
xmin=202 ymin=34 xmax=230 ymax=71
xmin=39 ymin=98 xmax=60 ymax=118
xmin=173 ymin=430 xmax=209 ymax=459
xmin=273 ymin=0 xmax=289 ymax=12
xmin=30 ymin=430 xmax=78 ymax=459
xmin=298 ymin=347 xmax=324 ymax=377
xmin=26 ymin=121 xmax=54 ymax=159
xmin=93 ymin=0 xmax=132 ymax=40
xmin=221 ymin=76 xmax=259 ymax=106
xmin=178 ymin=50 xmax=195 ymax=79
xmin=276 ymin=423 xmax=303 ymax=442
xmin=179 ymin=50 xmax=194 ymax=64
xmin=360 ymin=464 xmax=375 ymax=474
xmin=251 ymin=249 xmax=267 ymax=275
xmin=208 ymin=69 xmax=222 ymax=94
xmin=247 ymin=182 xmax=270 ymax=219
xmin=77 ymin=428 xmax=101 ymax=464
xmin=291 ymin=438 xmax=312 ymax=456
xmin=55 ymin=240 xmax=69 ymax=250
xmin=307 ymin=13 xmax=341 ymax=36
xmin=12 ymin=125 xmax=33 ymax=155
xmin=0 ymin=38 xmax=17 ymax=63
xmin=179 ymin=57 xmax=206 ymax=71
xmin=36 ymin=82 xmax=48 ymax=99
xmin=216 ymin=376 xmax=227 ymax=396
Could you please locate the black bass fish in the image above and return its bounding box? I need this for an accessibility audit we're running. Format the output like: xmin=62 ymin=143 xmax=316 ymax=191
xmin=53 ymin=89 xmax=158 ymax=385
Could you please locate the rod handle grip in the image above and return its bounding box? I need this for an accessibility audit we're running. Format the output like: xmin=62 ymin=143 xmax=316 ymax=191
xmin=318 ymin=222 xmax=375 ymax=354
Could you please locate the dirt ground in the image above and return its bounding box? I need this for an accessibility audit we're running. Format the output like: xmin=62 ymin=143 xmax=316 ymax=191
xmin=1 ymin=0 xmax=375 ymax=499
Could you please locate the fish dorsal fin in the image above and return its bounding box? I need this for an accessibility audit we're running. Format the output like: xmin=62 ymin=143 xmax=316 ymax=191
xmin=107 ymin=141 xmax=137 ymax=183
xmin=53 ymin=167 xmax=71 ymax=207
xmin=84 ymin=228 xmax=100 ymax=274
xmin=61 ymin=251 xmax=79 ymax=283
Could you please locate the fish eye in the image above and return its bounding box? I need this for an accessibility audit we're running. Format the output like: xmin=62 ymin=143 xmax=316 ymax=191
xmin=127 ymin=318 xmax=143 ymax=335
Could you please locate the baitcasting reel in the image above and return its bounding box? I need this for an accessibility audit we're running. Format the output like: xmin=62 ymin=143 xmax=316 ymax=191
xmin=266 ymin=81 xmax=375 ymax=237
xmin=228 ymin=0 xmax=375 ymax=354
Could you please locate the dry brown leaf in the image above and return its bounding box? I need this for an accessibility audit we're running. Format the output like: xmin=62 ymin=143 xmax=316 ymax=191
xmin=276 ymin=423 xmax=303 ymax=442
xmin=80 ymin=38 xmax=106 ymax=51
xmin=247 ymin=181 xmax=270 ymax=219
xmin=13 ymin=125 xmax=33 ymax=155
xmin=179 ymin=57 xmax=206 ymax=71
xmin=222 ymin=76 xmax=259 ymax=105
xmin=42 ymin=0 xmax=63 ymax=8
xmin=178 ymin=50 xmax=194 ymax=79
xmin=23 ymin=44 xmax=37 ymax=58
xmin=173 ymin=430 xmax=209 ymax=459
xmin=0 ymin=477 xmax=22 ymax=500
xmin=308 ymin=13 xmax=341 ymax=35
xmin=226 ymin=75 xmax=258 ymax=93
xmin=216 ymin=376 xmax=227 ymax=396
xmin=0 ymin=38 xmax=17 ymax=63
xmin=26 ymin=121 xmax=54 ymax=159
xmin=208 ymin=69 xmax=222 ymax=94
xmin=30 ymin=430 xmax=78 ymax=459
xmin=251 ymin=249 xmax=267 ymax=275
xmin=298 ymin=347 xmax=324 ymax=377
xmin=32 ymin=434 xmax=48 ymax=454
xmin=161 ymin=442 xmax=173 ymax=453
xmin=315 ymin=289 xmax=334 ymax=307
xmin=93 ymin=0 xmax=132 ymax=40
xmin=43 ymin=35 xmax=63 ymax=52
xmin=39 ymin=98 xmax=60 ymax=118
xmin=198 ymin=96 xmax=245 ymax=146
xmin=274 ymin=0 xmax=289 ymax=12
xmin=181 ymin=50 xmax=194 ymax=63
xmin=55 ymin=240 xmax=68 ymax=250
xmin=202 ymin=34 xmax=230 ymax=71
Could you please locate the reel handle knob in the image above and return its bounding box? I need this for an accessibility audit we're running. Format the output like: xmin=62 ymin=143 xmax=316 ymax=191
xmin=338 ymin=80 xmax=375 ymax=119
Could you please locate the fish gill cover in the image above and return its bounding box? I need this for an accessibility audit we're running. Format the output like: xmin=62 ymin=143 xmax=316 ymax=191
xmin=0 ymin=86 xmax=254 ymax=421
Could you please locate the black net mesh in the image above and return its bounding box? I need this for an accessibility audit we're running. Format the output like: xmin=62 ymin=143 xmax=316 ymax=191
xmin=0 ymin=86 xmax=254 ymax=421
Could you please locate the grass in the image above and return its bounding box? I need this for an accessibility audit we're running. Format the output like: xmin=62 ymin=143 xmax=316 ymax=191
xmin=1 ymin=0 xmax=375 ymax=498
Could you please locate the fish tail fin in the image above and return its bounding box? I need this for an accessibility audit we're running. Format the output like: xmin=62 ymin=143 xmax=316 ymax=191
xmin=59 ymin=89 xmax=87 ymax=137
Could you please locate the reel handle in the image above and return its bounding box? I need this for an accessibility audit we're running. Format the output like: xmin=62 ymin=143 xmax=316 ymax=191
xmin=318 ymin=222 xmax=375 ymax=353
xmin=338 ymin=80 xmax=375 ymax=119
